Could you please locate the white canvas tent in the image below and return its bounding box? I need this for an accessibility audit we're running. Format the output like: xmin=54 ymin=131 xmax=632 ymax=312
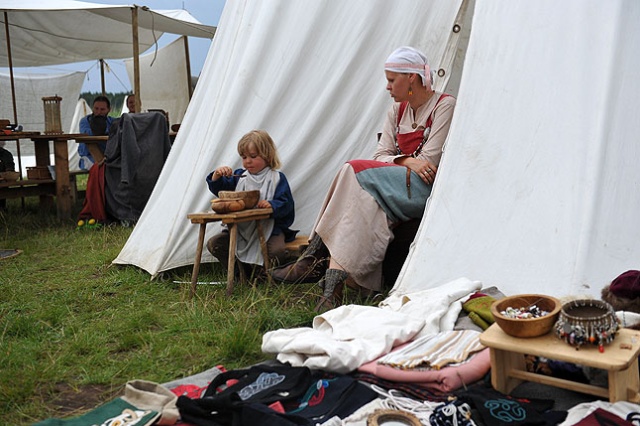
xmin=393 ymin=0 xmax=640 ymax=298
xmin=0 ymin=70 xmax=85 ymax=172
xmin=123 ymin=37 xmax=192 ymax=126
xmin=114 ymin=0 xmax=467 ymax=275
xmin=115 ymin=0 xmax=640 ymax=300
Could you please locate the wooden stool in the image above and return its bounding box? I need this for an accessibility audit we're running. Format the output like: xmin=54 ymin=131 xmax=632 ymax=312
xmin=187 ymin=208 xmax=273 ymax=298
xmin=480 ymin=323 xmax=640 ymax=402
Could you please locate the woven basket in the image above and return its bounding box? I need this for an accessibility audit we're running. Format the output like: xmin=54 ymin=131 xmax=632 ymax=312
xmin=26 ymin=166 xmax=51 ymax=180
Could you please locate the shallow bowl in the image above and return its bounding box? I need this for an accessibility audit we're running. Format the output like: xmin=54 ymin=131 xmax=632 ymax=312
xmin=216 ymin=190 xmax=260 ymax=209
xmin=0 ymin=171 xmax=20 ymax=181
xmin=491 ymin=294 xmax=561 ymax=338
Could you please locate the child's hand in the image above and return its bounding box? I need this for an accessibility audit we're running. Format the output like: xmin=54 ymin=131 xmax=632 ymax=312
xmin=212 ymin=166 xmax=233 ymax=180
xmin=257 ymin=200 xmax=272 ymax=209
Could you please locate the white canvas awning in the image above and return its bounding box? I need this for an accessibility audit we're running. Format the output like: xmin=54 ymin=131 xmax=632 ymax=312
xmin=0 ymin=1 xmax=215 ymax=67
xmin=1 ymin=0 xmax=216 ymax=122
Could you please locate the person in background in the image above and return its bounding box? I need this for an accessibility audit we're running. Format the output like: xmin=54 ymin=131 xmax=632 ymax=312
xmin=206 ymin=130 xmax=297 ymax=276
xmin=125 ymin=94 xmax=139 ymax=113
xmin=78 ymin=95 xmax=114 ymax=170
xmin=0 ymin=140 xmax=16 ymax=211
xmin=271 ymin=46 xmax=456 ymax=312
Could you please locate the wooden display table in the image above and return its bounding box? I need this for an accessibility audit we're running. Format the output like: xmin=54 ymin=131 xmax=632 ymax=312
xmin=187 ymin=209 xmax=273 ymax=298
xmin=480 ymin=323 xmax=640 ymax=402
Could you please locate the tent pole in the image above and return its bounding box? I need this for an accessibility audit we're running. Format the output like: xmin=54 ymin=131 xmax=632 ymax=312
xmin=131 ymin=7 xmax=141 ymax=113
xmin=183 ymin=35 xmax=193 ymax=99
xmin=3 ymin=12 xmax=18 ymax=124
xmin=99 ymin=59 xmax=106 ymax=95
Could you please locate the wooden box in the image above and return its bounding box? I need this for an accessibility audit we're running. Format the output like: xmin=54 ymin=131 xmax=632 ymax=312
xmin=26 ymin=166 xmax=52 ymax=180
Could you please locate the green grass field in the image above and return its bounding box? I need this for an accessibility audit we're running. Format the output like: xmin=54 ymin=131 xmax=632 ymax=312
xmin=0 ymin=197 xmax=318 ymax=425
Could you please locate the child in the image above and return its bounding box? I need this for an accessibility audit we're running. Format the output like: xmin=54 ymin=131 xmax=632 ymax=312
xmin=205 ymin=130 xmax=297 ymax=272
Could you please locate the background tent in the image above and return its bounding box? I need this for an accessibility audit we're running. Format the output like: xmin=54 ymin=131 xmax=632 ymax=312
xmin=1 ymin=1 xmax=215 ymax=123
xmin=0 ymin=70 xmax=85 ymax=172
xmin=114 ymin=0 xmax=468 ymax=276
xmin=123 ymin=37 xmax=192 ymax=127
xmin=393 ymin=0 xmax=640 ymax=299
xmin=1 ymin=1 xmax=215 ymax=175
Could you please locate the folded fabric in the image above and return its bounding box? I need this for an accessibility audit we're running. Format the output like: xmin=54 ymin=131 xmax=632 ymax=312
xmin=571 ymin=408 xmax=634 ymax=425
xmin=34 ymin=380 xmax=178 ymax=426
xmin=559 ymin=400 xmax=640 ymax=426
xmin=376 ymin=330 xmax=485 ymax=370
xmin=122 ymin=380 xmax=179 ymax=425
xmin=33 ymin=398 xmax=160 ymax=426
xmin=463 ymin=294 xmax=496 ymax=330
xmin=357 ymin=348 xmax=491 ymax=394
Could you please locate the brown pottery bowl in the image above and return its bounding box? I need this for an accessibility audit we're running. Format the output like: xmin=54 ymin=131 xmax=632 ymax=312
xmin=218 ymin=190 xmax=260 ymax=209
xmin=491 ymin=294 xmax=561 ymax=338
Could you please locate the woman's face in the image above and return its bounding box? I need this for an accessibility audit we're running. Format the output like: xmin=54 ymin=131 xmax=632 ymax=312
xmin=385 ymin=71 xmax=412 ymax=102
xmin=241 ymin=143 xmax=267 ymax=175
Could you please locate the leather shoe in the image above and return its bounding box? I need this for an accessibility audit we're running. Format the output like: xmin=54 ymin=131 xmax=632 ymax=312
xmin=270 ymin=256 xmax=327 ymax=284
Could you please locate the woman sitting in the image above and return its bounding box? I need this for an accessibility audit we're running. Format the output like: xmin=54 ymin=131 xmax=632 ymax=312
xmin=271 ymin=46 xmax=456 ymax=311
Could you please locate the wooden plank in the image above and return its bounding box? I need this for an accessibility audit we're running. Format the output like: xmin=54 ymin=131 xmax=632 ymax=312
xmin=490 ymin=348 xmax=524 ymax=394
xmin=0 ymin=178 xmax=55 ymax=188
xmin=0 ymin=182 xmax=56 ymax=199
xmin=188 ymin=208 xmax=273 ymax=224
xmin=509 ymin=369 xmax=610 ymax=398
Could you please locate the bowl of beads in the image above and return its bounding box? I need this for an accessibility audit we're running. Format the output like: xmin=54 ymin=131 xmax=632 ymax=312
xmin=491 ymin=294 xmax=562 ymax=338
xmin=554 ymin=299 xmax=619 ymax=350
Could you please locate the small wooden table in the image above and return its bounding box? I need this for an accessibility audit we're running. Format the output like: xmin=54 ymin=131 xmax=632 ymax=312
xmin=187 ymin=208 xmax=273 ymax=298
xmin=480 ymin=323 xmax=640 ymax=402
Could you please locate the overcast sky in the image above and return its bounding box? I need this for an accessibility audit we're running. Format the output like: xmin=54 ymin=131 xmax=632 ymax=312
xmin=7 ymin=0 xmax=226 ymax=93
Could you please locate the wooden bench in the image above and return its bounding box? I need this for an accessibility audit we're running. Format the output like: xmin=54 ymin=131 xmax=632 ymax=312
xmin=0 ymin=178 xmax=56 ymax=200
xmin=480 ymin=323 xmax=640 ymax=402
xmin=283 ymin=235 xmax=309 ymax=260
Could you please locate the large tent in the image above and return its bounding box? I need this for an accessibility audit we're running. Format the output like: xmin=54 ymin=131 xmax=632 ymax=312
xmin=115 ymin=0 xmax=640 ymax=300
xmin=113 ymin=0 xmax=468 ymax=275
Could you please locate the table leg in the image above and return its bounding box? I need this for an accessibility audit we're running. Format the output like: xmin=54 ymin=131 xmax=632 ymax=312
xmin=489 ymin=348 xmax=525 ymax=395
xmin=33 ymin=138 xmax=54 ymax=211
xmin=53 ymin=139 xmax=71 ymax=220
xmin=256 ymin=220 xmax=271 ymax=265
xmin=190 ymin=223 xmax=207 ymax=299
xmin=609 ymin=359 xmax=639 ymax=402
xmin=227 ymin=224 xmax=237 ymax=297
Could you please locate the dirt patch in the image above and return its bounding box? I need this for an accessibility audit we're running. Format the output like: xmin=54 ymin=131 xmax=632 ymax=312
xmin=45 ymin=383 xmax=120 ymax=418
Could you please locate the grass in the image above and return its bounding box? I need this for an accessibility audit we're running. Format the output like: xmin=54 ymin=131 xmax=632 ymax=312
xmin=0 ymin=196 xmax=320 ymax=425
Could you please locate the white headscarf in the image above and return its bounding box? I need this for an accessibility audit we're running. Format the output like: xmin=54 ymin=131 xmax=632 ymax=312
xmin=384 ymin=46 xmax=433 ymax=88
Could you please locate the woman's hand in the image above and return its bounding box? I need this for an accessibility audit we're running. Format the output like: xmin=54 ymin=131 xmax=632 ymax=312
xmin=211 ymin=166 xmax=233 ymax=180
xmin=395 ymin=157 xmax=437 ymax=184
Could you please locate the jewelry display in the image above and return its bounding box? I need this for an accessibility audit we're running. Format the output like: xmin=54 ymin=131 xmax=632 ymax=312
xmin=554 ymin=299 xmax=619 ymax=351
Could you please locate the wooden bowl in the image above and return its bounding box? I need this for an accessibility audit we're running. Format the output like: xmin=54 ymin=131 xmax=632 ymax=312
xmin=218 ymin=190 xmax=260 ymax=209
xmin=0 ymin=171 xmax=20 ymax=182
xmin=491 ymin=294 xmax=561 ymax=338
